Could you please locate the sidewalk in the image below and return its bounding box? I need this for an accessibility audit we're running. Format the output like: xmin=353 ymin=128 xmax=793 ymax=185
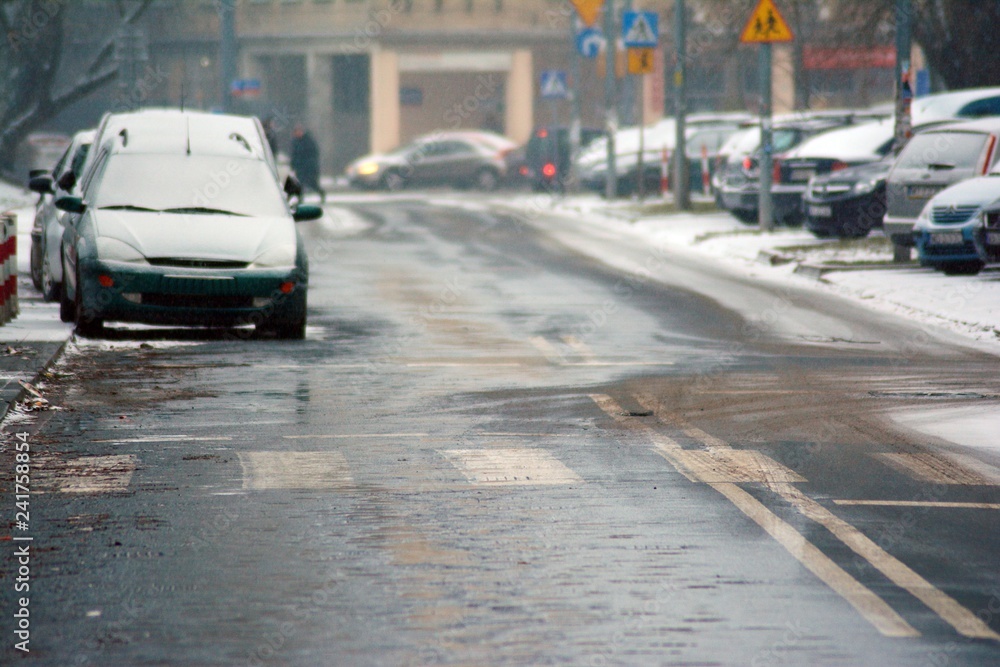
xmin=0 ymin=181 xmax=75 ymax=421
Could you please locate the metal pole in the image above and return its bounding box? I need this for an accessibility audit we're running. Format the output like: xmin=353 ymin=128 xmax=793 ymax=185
xmin=758 ymin=42 xmax=774 ymax=231
xmin=893 ymin=0 xmax=913 ymax=153
xmin=219 ymin=1 xmax=237 ymax=113
xmin=604 ymin=1 xmax=618 ymax=199
xmin=568 ymin=17 xmax=582 ymax=193
xmin=638 ymin=79 xmax=645 ymax=200
xmin=673 ymin=0 xmax=689 ymax=210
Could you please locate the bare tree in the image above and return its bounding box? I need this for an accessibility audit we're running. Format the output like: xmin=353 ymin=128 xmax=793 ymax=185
xmin=911 ymin=0 xmax=1000 ymax=90
xmin=0 ymin=0 xmax=155 ymax=176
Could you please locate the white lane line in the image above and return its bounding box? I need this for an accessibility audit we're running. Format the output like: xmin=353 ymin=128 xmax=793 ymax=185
xmin=834 ymin=500 xmax=1000 ymax=510
xmin=442 ymin=448 xmax=582 ymax=485
xmin=404 ymin=362 xmax=524 ymax=368
xmin=590 ymin=394 xmax=917 ymax=638
xmin=561 ymin=335 xmax=598 ymax=363
xmin=283 ymin=433 xmax=430 ymax=440
xmin=636 ymin=399 xmax=999 ymax=641
xmin=238 ymin=452 xmax=353 ymax=490
xmin=58 ymin=455 xmax=137 ymax=494
xmin=875 ymin=453 xmax=991 ymax=486
xmin=92 ymin=436 xmax=233 ymax=443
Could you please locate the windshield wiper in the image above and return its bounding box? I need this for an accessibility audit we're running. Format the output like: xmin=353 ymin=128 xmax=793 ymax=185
xmin=99 ymin=204 xmax=161 ymax=212
xmin=162 ymin=207 xmax=247 ymax=216
xmin=928 ymin=162 xmax=956 ymax=170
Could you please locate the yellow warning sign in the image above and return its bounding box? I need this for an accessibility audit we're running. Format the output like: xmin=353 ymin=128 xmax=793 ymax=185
xmin=627 ymin=48 xmax=655 ymax=75
xmin=571 ymin=0 xmax=605 ymax=28
xmin=739 ymin=0 xmax=794 ymax=43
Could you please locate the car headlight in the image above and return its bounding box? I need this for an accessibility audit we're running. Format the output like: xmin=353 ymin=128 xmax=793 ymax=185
xmin=852 ymin=178 xmax=880 ymax=195
xmin=356 ymin=161 xmax=380 ymax=177
xmin=250 ymin=243 xmax=296 ymax=269
xmin=914 ymin=202 xmax=933 ymax=229
xmin=96 ymin=237 xmax=147 ymax=263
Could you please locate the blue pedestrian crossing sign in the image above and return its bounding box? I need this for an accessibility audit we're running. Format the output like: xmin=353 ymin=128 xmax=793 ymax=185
xmin=576 ymin=26 xmax=605 ymax=59
xmin=539 ymin=70 xmax=570 ymax=100
xmin=622 ymin=11 xmax=658 ymax=48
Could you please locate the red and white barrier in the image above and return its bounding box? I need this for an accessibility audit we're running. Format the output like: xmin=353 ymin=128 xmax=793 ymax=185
xmin=0 ymin=213 xmax=18 ymax=324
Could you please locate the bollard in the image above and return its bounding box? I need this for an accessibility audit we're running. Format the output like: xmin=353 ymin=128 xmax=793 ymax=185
xmin=701 ymin=144 xmax=711 ymax=196
xmin=0 ymin=213 xmax=17 ymax=325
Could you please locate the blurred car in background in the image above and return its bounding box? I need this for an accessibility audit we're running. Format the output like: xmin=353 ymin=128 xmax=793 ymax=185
xmin=912 ymin=166 xmax=1000 ymax=275
xmin=577 ymin=113 xmax=750 ymax=196
xmin=910 ymin=86 xmax=1000 ymax=126
xmin=346 ymin=133 xmax=508 ymax=191
xmin=717 ymin=116 xmax=854 ymax=224
xmin=27 ymin=129 xmax=95 ymax=300
xmin=884 ymin=117 xmax=1000 ymax=261
xmin=523 ymin=125 xmax=604 ymax=191
xmin=773 ymin=118 xmax=895 ymax=227
xmin=803 ymin=156 xmax=893 ymax=238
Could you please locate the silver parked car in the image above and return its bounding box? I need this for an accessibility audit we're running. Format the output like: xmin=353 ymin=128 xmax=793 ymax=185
xmin=57 ymin=110 xmax=318 ymax=338
xmin=27 ymin=129 xmax=95 ymax=301
xmin=883 ymin=117 xmax=1000 ymax=261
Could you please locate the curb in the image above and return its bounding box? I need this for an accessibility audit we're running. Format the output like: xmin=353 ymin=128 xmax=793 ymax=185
xmin=0 ymin=336 xmax=73 ymax=424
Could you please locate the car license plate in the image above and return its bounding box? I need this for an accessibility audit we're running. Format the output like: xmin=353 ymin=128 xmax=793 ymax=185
xmin=929 ymin=232 xmax=963 ymax=246
xmin=790 ymin=168 xmax=814 ymax=182
xmin=987 ymin=231 xmax=1000 ymax=246
xmin=908 ymin=185 xmax=940 ymax=199
xmin=808 ymin=205 xmax=832 ymax=218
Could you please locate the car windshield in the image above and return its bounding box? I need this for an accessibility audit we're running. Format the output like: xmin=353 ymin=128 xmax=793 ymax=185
xmin=894 ymin=131 xmax=989 ymax=170
xmin=91 ymin=154 xmax=288 ymax=218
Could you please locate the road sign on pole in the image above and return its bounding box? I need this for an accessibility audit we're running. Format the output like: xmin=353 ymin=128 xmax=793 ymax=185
xmin=627 ymin=48 xmax=655 ymax=75
xmin=571 ymin=0 xmax=605 ymax=28
xmin=622 ymin=11 xmax=659 ymax=48
xmin=576 ymin=27 xmax=605 ymax=59
xmin=540 ymin=70 xmax=570 ymax=100
xmin=739 ymin=0 xmax=793 ymax=44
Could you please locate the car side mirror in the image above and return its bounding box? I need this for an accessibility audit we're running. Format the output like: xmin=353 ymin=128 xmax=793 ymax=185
xmin=55 ymin=196 xmax=87 ymax=214
xmin=56 ymin=171 xmax=77 ymax=192
xmin=293 ymin=205 xmax=322 ymax=222
xmin=28 ymin=175 xmax=54 ymax=195
xmin=284 ymin=174 xmax=303 ymax=198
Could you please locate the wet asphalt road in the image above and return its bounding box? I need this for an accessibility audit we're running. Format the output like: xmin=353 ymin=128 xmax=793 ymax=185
xmin=2 ymin=194 xmax=1000 ymax=666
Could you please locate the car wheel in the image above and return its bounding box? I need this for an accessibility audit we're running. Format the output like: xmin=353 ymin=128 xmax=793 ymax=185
xmin=382 ymin=170 xmax=405 ymax=192
xmin=41 ymin=255 xmax=60 ymax=302
xmin=474 ymin=168 xmax=499 ymax=192
xmin=29 ymin=244 xmax=43 ymax=291
xmin=942 ymin=260 xmax=984 ymax=276
xmin=73 ymin=268 xmax=103 ymax=337
xmin=59 ymin=280 xmax=75 ymax=323
xmin=730 ymin=209 xmax=758 ymax=225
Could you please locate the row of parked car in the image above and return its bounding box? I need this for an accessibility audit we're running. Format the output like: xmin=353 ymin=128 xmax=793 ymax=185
xmin=27 ymin=108 xmax=320 ymax=338
xmin=712 ymin=86 xmax=1000 ymax=276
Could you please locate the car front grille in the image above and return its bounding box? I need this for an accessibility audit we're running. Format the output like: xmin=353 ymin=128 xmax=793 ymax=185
xmin=930 ymin=206 xmax=979 ymax=225
xmin=141 ymin=293 xmax=254 ymax=309
xmin=149 ymin=258 xmax=249 ymax=269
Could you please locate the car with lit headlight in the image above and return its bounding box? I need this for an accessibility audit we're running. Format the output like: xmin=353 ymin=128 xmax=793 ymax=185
xmin=346 ymin=133 xmax=507 ymax=191
xmin=57 ymin=110 xmax=319 ymax=338
xmin=912 ymin=166 xmax=1000 ymax=275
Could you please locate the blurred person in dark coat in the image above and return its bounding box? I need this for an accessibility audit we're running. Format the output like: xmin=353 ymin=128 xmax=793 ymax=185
xmin=291 ymin=123 xmax=323 ymax=202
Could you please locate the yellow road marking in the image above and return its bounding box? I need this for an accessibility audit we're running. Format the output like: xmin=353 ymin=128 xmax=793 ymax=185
xmin=875 ymin=453 xmax=991 ymax=486
xmin=590 ymin=393 xmax=917 ymax=637
xmin=630 ymin=397 xmax=999 ymax=641
xmin=835 ymin=500 xmax=1000 ymax=510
